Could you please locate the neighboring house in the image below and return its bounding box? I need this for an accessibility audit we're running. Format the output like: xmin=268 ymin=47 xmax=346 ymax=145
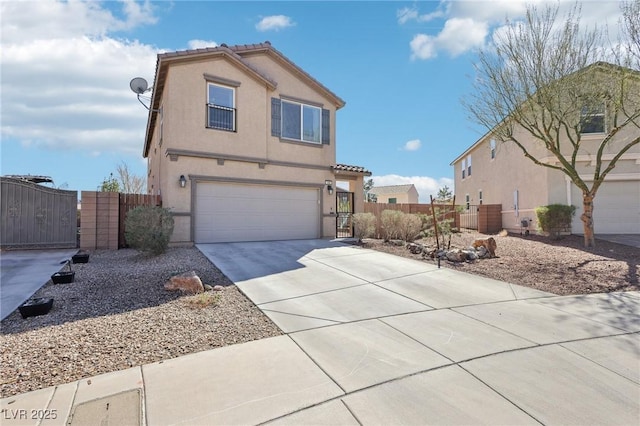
xmin=368 ymin=184 xmax=419 ymax=204
xmin=143 ymin=42 xmax=371 ymax=243
xmin=451 ymin=63 xmax=640 ymax=235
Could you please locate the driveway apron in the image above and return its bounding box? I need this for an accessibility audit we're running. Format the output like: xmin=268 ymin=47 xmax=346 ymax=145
xmin=196 ymin=239 xmax=640 ymax=425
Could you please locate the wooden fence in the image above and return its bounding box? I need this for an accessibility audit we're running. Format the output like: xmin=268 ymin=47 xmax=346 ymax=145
xmin=363 ymin=202 xmax=502 ymax=238
xmin=80 ymin=191 xmax=161 ymax=250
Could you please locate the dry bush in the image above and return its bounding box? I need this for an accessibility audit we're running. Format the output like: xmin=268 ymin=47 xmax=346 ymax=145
xmin=353 ymin=213 xmax=376 ymax=241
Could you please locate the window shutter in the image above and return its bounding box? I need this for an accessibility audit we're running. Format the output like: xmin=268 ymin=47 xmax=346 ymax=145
xmin=322 ymin=108 xmax=330 ymax=145
xmin=271 ymin=98 xmax=281 ymax=137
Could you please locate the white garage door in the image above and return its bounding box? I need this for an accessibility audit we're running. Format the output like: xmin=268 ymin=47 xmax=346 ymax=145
xmin=572 ymin=180 xmax=640 ymax=234
xmin=195 ymin=182 xmax=320 ymax=243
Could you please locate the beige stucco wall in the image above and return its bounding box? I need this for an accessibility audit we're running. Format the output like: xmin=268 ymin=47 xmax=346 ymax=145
xmin=146 ymin=51 xmax=352 ymax=243
xmin=453 ymin=121 xmax=640 ymax=234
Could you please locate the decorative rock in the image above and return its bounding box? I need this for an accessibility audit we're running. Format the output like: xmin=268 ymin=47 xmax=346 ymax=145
xmin=446 ymin=249 xmax=466 ymax=262
xmin=408 ymin=243 xmax=423 ymax=254
xmin=203 ymin=284 xmax=213 ymax=292
xmin=477 ymin=246 xmax=489 ymax=258
xmin=472 ymin=237 xmax=497 ymax=258
xmin=465 ymin=250 xmax=479 ymax=261
xmin=213 ymin=285 xmax=225 ymax=291
xmin=164 ymin=270 xmax=204 ymax=294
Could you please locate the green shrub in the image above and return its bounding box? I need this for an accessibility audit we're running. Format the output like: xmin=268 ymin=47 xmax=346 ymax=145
xmin=124 ymin=206 xmax=174 ymax=255
xmin=380 ymin=210 xmax=404 ymax=241
xmin=353 ymin=213 xmax=376 ymax=242
xmin=400 ymin=214 xmax=423 ymax=242
xmin=535 ymin=204 xmax=576 ymax=239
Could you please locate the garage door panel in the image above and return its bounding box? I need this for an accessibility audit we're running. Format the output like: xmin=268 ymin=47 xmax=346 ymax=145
xmin=572 ymin=181 xmax=640 ymax=234
xmin=195 ymin=182 xmax=320 ymax=243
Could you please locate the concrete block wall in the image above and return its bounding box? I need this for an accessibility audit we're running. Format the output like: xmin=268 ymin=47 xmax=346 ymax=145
xmin=80 ymin=191 xmax=119 ymax=250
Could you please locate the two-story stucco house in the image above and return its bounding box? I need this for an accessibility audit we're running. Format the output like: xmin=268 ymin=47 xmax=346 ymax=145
xmin=368 ymin=184 xmax=419 ymax=204
xmin=143 ymin=42 xmax=370 ymax=244
xmin=451 ymin=62 xmax=640 ymax=235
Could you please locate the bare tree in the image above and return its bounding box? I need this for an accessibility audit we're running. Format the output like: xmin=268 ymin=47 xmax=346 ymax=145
xmin=116 ymin=161 xmax=146 ymax=194
xmin=621 ymin=0 xmax=640 ymax=67
xmin=464 ymin=2 xmax=640 ymax=247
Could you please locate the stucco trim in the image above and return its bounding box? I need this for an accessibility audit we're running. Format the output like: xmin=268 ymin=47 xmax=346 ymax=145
xmin=541 ymin=153 xmax=640 ymax=165
xmin=165 ymin=148 xmax=331 ymax=171
xmin=203 ymin=73 xmax=241 ymax=87
xmin=578 ymin=172 xmax=640 ymax=182
xmin=280 ymin=94 xmax=324 ymax=108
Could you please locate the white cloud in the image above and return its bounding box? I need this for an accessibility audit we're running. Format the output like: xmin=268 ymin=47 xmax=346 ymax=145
xmin=410 ymin=34 xmax=438 ymax=60
xmin=256 ymin=15 xmax=295 ymax=32
xmin=397 ymin=7 xmax=419 ymax=25
xmin=397 ymin=4 xmax=448 ymax=24
xmin=372 ymin=175 xmax=454 ymax=203
xmin=402 ymin=139 xmax=422 ymax=151
xmin=438 ymin=18 xmax=488 ymax=56
xmin=188 ymin=39 xmax=218 ymax=49
xmin=0 ymin=0 xmax=159 ymax=156
xmin=406 ymin=0 xmax=623 ymax=60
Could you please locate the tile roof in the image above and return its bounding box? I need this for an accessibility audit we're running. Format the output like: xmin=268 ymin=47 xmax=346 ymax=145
xmin=332 ymin=164 xmax=372 ymax=175
xmin=368 ymin=184 xmax=416 ymax=195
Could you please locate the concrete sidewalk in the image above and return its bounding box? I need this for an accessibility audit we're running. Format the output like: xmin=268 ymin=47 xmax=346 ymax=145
xmin=1 ymin=240 xmax=639 ymax=425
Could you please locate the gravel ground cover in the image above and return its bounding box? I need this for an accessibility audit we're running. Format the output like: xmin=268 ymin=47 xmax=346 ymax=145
xmin=364 ymin=231 xmax=639 ymax=295
xmin=1 ymin=247 xmax=282 ymax=398
xmin=2 ymin=233 xmax=638 ymax=398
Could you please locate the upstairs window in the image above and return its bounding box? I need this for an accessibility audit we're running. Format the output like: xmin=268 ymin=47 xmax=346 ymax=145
xmin=580 ymin=102 xmax=605 ymax=134
xmin=461 ymin=158 xmax=466 ymax=179
xmin=467 ymin=155 xmax=472 ymax=176
xmin=271 ymin=98 xmax=330 ymax=145
xmin=490 ymin=139 xmax=496 ymax=159
xmin=207 ymin=83 xmax=236 ymax=131
xmin=282 ymin=100 xmax=321 ymax=143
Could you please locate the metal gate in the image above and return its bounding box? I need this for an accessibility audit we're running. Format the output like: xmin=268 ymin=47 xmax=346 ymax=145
xmin=336 ymin=191 xmax=354 ymax=238
xmin=1 ymin=177 xmax=78 ymax=249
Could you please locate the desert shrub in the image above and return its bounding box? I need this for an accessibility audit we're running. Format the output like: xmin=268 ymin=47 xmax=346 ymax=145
xmin=125 ymin=206 xmax=175 ymax=255
xmin=535 ymin=204 xmax=576 ymax=239
xmin=400 ymin=214 xmax=423 ymax=242
xmin=183 ymin=292 xmax=220 ymax=309
xmin=353 ymin=213 xmax=376 ymax=242
xmin=420 ymin=207 xmax=457 ymax=248
xmin=380 ymin=210 xmax=404 ymax=241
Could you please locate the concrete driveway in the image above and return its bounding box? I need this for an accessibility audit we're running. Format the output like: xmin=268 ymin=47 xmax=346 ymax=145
xmin=193 ymin=239 xmax=640 ymax=425
xmin=2 ymin=240 xmax=638 ymax=425
xmin=597 ymin=234 xmax=640 ymax=248
xmin=0 ymin=249 xmax=77 ymax=320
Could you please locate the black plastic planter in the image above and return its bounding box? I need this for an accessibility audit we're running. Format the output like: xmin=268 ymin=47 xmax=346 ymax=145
xmin=19 ymin=298 xmax=54 ymax=319
xmin=51 ymin=271 xmax=75 ymax=284
xmin=72 ymin=252 xmax=90 ymax=264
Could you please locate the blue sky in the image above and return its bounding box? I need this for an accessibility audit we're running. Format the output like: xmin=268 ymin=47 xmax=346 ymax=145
xmin=0 ymin=0 xmax=626 ymax=201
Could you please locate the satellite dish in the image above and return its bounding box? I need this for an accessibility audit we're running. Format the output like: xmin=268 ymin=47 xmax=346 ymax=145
xmin=129 ymin=77 xmax=149 ymax=94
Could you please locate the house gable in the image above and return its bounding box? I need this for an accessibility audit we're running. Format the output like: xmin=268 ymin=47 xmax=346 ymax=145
xmin=451 ymin=61 xmax=640 ymax=234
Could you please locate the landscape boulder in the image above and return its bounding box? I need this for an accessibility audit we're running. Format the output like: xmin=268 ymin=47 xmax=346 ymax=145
xmin=164 ymin=270 xmax=204 ymax=294
xmin=446 ymin=249 xmax=467 ymax=262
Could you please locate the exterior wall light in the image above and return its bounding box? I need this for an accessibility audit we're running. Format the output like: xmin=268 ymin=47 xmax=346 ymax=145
xmin=179 ymin=175 xmax=187 ymax=188
xmin=325 ymin=179 xmax=334 ymax=195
